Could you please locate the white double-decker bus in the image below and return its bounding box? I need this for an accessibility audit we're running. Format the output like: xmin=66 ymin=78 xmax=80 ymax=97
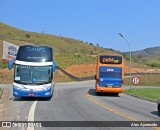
xmin=8 ymin=45 xmax=56 ymax=98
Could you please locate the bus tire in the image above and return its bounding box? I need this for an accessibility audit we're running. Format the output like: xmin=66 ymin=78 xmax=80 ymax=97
xmin=114 ymin=93 xmax=119 ymax=96
xmin=96 ymin=92 xmax=100 ymax=95
xmin=158 ymin=104 xmax=160 ymax=114
xmin=46 ymin=95 xmax=52 ymax=100
xmin=49 ymin=94 xmax=53 ymax=98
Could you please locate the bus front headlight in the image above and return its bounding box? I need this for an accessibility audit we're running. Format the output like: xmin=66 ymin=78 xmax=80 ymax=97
xmin=43 ymin=85 xmax=51 ymax=90
xmin=13 ymin=85 xmax=22 ymax=90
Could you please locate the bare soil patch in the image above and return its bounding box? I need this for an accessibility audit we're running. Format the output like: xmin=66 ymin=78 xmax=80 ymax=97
xmin=66 ymin=64 xmax=96 ymax=77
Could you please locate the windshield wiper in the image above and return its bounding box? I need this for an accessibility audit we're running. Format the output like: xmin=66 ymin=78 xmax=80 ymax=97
xmin=14 ymin=81 xmax=29 ymax=85
xmin=14 ymin=81 xmax=51 ymax=85
xmin=35 ymin=82 xmax=50 ymax=85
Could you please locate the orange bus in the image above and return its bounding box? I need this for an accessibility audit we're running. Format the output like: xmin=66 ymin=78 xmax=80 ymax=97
xmin=95 ymin=54 xmax=124 ymax=95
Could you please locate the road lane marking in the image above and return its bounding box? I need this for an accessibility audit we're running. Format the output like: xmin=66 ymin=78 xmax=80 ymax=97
xmin=86 ymin=91 xmax=138 ymax=121
xmin=16 ymin=115 xmax=20 ymax=120
xmin=86 ymin=91 xmax=160 ymax=130
xmin=27 ymin=100 xmax=38 ymax=130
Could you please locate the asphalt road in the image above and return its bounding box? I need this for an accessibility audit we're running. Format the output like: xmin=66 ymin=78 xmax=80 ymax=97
xmin=0 ymin=81 xmax=159 ymax=130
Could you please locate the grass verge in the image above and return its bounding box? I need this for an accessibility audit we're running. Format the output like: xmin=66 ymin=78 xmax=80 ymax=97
xmin=124 ymin=88 xmax=160 ymax=101
xmin=0 ymin=88 xmax=3 ymax=98
xmin=124 ymin=74 xmax=160 ymax=86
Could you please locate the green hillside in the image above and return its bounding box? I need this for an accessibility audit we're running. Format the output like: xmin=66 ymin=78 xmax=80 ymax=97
xmin=131 ymin=47 xmax=160 ymax=67
xmin=0 ymin=22 xmax=113 ymax=54
xmin=0 ymin=22 xmax=154 ymax=70
xmin=0 ymin=22 xmax=118 ymax=69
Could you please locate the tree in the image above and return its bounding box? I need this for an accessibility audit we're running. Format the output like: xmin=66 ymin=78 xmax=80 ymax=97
xmin=25 ymin=34 xmax=30 ymax=38
xmin=96 ymin=43 xmax=99 ymax=47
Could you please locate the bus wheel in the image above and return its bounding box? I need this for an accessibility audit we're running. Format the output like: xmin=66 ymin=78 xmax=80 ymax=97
xmin=158 ymin=104 xmax=160 ymax=114
xmin=47 ymin=94 xmax=52 ymax=99
xmin=96 ymin=92 xmax=100 ymax=95
xmin=49 ymin=94 xmax=53 ymax=98
xmin=114 ymin=93 xmax=119 ymax=96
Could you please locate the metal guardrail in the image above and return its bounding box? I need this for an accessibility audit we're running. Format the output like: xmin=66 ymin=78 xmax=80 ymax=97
xmin=56 ymin=66 xmax=160 ymax=81
xmin=124 ymin=73 xmax=160 ymax=76
xmin=56 ymin=66 xmax=95 ymax=81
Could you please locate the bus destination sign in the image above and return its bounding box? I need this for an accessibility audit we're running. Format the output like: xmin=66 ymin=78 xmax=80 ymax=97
xmin=100 ymin=55 xmax=122 ymax=64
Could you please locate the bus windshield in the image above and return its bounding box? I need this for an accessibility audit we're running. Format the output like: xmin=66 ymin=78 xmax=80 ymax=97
xmin=99 ymin=66 xmax=122 ymax=79
xmin=14 ymin=65 xmax=52 ymax=85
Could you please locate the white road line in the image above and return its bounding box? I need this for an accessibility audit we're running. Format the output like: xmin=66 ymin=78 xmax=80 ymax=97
xmin=27 ymin=100 xmax=38 ymax=130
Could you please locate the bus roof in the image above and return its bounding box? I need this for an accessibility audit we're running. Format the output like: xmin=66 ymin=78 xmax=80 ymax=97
xmin=16 ymin=45 xmax=53 ymax=62
xmin=98 ymin=54 xmax=123 ymax=57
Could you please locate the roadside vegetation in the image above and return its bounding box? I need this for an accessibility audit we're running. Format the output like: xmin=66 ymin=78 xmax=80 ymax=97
xmin=143 ymin=57 xmax=160 ymax=68
xmin=124 ymin=74 xmax=160 ymax=101
xmin=124 ymin=74 xmax=160 ymax=86
xmin=124 ymin=88 xmax=160 ymax=101
xmin=0 ymin=88 xmax=2 ymax=97
xmin=55 ymin=54 xmax=97 ymax=69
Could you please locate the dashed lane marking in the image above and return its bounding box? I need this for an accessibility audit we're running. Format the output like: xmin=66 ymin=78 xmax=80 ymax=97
xmin=27 ymin=100 xmax=38 ymax=130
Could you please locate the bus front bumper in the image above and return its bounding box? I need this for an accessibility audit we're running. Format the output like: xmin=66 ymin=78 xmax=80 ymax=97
xmin=13 ymin=88 xmax=52 ymax=97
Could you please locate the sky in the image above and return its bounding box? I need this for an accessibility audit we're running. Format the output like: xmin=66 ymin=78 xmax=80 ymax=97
xmin=0 ymin=0 xmax=160 ymax=52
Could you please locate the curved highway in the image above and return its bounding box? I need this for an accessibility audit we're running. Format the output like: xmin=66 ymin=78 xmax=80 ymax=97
xmin=0 ymin=81 xmax=159 ymax=130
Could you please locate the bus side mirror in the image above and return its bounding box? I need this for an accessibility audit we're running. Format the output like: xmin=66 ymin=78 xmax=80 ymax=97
xmin=95 ymin=75 xmax=96 ymax=79
xmin=8 ymin=60 xmax=14 ymax=70
xmin=52 ymin=61 xmax=56 ymax=72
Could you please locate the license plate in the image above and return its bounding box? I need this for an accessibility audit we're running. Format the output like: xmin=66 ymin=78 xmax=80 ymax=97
xmin=28 ymin=94 xmax=34 ymax=96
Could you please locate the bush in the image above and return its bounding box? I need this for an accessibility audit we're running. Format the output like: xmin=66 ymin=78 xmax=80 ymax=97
xmin=25 ymin=34 xmax=30 ymax=38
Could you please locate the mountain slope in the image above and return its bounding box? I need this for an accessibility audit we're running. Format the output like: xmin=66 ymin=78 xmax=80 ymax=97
xmin=0 ymin=22 xmax=113 ymax=55
xmin=1 ymin=22 xmax=159 ymax=69
xmin=126 ymin=47 xmax=160 ymax=67
xmin=132 ymin=47 xmax=160 ymax=58
xmin=0 ymin=22 xmax=116 ymax=69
